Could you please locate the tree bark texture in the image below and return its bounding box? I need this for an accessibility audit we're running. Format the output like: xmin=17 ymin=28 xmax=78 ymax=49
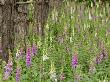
xmin=0 ymin=5 xmax=2 ymax=59
xmin=0 ymin=0 xmax=62 ymax=62
xmin=14 ymin=0 xmax=28 ymax=50
xmin=1 ymin=0 xmax=15 ymax=62
xmin=34 ymin=0 xmax=63 ymax=37
xmin=34 ymin=0 xmax=50 ymax=36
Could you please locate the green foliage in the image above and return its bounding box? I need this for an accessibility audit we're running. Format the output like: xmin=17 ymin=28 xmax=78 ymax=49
xmin=1 ymin=1 xmax=110 ymax=82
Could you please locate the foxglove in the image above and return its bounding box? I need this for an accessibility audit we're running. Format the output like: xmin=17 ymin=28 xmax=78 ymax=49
xmin=31 ymin=44 xmax=37 ymax=56
xmin=96 ymin=55 xmax=101 ymax=64
xmin=16 ymin=67 xmax=21 ymax=82
xmin=89 ymin=62 xmax=96 ymax=74
xmin=60 ymin=73 xmax=66 ymax=81
xmin=20 ymin=48 xmax=23 ymax=56
xmin=26 ymin=48 xmax=31 ymax=67
xmin=3 ymin=59 xmax=13 ymax=80
xmin=16 ymin=49 xmax=20 ymax=60
xmin=74 ymin=74 xmax=82 ymax=82
xmin=43 ymin=55 xmax=49 ymax=61
xmin=72 ymin=53 xmax=78 ymax=68
xmin=50 ymin=61 xmax=57 ymax=82
xmin=96 ymin=49 xmax=108 ymax=64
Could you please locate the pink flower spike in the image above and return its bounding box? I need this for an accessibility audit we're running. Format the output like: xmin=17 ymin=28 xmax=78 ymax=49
xmin=72 ymin=53 xmax=78 ymax=68
xmin=26 ymin=48 xmax=31 ymax=67
xmin=16 ymin=67 xmax=21 ymax=82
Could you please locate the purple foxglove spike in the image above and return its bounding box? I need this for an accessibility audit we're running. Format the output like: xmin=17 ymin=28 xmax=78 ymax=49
xmin=100 ymin=52 xmax=104 ymax=60
xmin=20 ymin=48 xmax=23 ymax=55
xmin=16 ymin=67 xmax=21 ymax=82
xmin=96 ymin=49 xmax=108 ymax=65
xmin=72 ymin=54 xmax=78 ymax=68
xmin=26 ymin=48 xmax=31 ymax=67
xmin=32 ymin=44 xmax=37 ymax=56
xmin=102 ymin=50 xmax=108 ymax=59
xmin=96 ymin=56 xmax=101 ymax=64
xmin=3 ymin=59 xmax=13 ymax=80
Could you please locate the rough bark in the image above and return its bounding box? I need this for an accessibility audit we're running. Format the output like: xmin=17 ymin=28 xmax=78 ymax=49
xmin=34 ymin=0 xmax=50 ymax=36
xmin=34 ymin=0 xmax=63 ymax=37
xmin=0 ymin=5 xmax=2 ymax=59
xmin=1 ymin=0 xmax=16 ymax=62
xmin=14 ymin=0 xmax=28 ymax=51
xmin=0 ymin=0 xmax=62 ymax=62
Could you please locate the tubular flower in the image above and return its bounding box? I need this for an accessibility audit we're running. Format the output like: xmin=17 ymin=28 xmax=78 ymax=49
xmin=43 ymin=55 xmax=49 ymax=61
xmin=16 ymin=66 xmax=21 ymax=82
xmin=3 ymin=59 xmax=13 ymax=80
xmin=20 ymin=48 xmax=23 ymax=56
xmin=89 ymin=62 xmax=96 ymax=74
xmin=96 ymin=55 xmax=101 ymax=64
xmin=60 ymin=73 xmax=66 ymax=81
xmin=74 ymin=74 xmax=82 ymax=82
xmin=31 ymin=44 xmax=37 ymax=56
xmin=72 ymin=53 xmax=78 ymax=68
xmin=3 ymin=50 xmax=13 ymax=80
xmin=50 ymin=61 xmax=57 ymax=82
xmin=26 ymin=48 xmax=31 ymax=67
xmin=101 ymin=50 xmax=108 ymax=59
xmin=96 ymin=49 xmax=108 ymax=64
xmin=16 ymin=49 xmax=20 ymax=60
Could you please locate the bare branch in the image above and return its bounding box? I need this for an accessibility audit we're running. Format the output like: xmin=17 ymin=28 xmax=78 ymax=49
xmin=16 ymin=1 xmax=34 ymax=4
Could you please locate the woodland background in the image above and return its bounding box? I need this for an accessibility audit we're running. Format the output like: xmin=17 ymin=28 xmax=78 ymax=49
xmin=0 ymin=0 xmax=110 ymax=82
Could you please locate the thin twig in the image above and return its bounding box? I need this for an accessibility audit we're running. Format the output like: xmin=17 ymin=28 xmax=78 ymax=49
xmin=16 ymin=1 xmax=34 ymax=4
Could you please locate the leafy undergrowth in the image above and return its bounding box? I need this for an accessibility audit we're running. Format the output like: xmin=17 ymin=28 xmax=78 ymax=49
xmin=1 ymin=1 xmax=110 ymax=82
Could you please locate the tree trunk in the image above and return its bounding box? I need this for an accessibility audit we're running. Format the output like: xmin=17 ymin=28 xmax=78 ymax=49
xmin=0 ymin=5 xmax=2 ymax=59
xmin=34 ymin=0 xmax=63 ymax=37
xmin=34 ymin=0 xmax=50 ymax=36
xmin=14 ymin=0 xmax=28 ymax=52
xmin=1 ymin=0 xmax=15 ymax=62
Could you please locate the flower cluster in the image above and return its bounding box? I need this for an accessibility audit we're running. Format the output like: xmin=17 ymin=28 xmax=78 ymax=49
xmin=3 ymin=59 xmax=13 ymax=80
xmin=60 ymin=73 xmax=66 ymax=81
xmin=26 ymin=48 xmax=31 ymax=67
xmin=96 ymin=49 xmax=108 ymax=64
xmin=19 ymin=48 xmax=23 ymax=56
xmin=74 ymin=74 xmax=82 ymax=82
xmin=26 ymin=44 xmax=37 ymax=67
xmin=72 ymin=53 xmax=78 ymax=68
xmin=16 ymin=49 xmax=21 ymax=60
xmin=16 ymin=67 xmax=21 ymax=82
xmin=50 ymin=61 xmax=57 ymax=82
xmin=31 ymin=44 xmax=37 ymax=56
xmin=50 ymin=72 xmax=57 ymax=82
xmin=89 ymin=62 xmax=96 ymax=74
xmin=43 ymin=55 xmax=49 ymax=61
